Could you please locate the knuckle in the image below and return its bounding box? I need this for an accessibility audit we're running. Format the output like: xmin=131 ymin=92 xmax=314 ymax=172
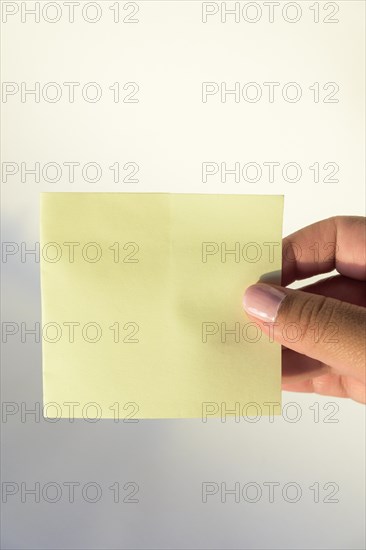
xmin=280 ymin=293 xmax=339 ymax=344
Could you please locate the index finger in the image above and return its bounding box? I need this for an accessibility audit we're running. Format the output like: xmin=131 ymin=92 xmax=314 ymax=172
xmin=282 ymin=216 xmax=366 ymax=286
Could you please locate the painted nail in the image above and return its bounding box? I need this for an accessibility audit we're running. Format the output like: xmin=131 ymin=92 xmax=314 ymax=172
xmin=243 ymin=283 xmax=287 ymax=322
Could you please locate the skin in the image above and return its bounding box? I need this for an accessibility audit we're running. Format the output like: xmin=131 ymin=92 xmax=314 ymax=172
xmin=247 ymin=216 xmax=366 ymax=404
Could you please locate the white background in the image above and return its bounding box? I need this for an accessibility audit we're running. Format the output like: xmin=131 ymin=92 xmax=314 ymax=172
xmin=1 ymin=1 xmax=365 ymax=548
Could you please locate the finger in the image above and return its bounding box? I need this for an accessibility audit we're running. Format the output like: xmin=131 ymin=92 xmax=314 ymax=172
xmin=282 ymin=348 xmax=330 ymax=383
xmin=282 ymin=380 xmax=315 ymax=393
xmin=282 ymin=374 xmax=366 ymax=404
xmin=300 ymin=275 xmax=366 ymax=307
xmin=243 ymin=283 xmax=366 ymax=382
xmin=282 ymin=216 xmax=366 ymax=286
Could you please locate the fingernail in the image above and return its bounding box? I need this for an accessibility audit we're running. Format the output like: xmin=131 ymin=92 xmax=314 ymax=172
xmin=243 ymin=283 xmax=287 ymax=322
xmin=258 ymin=270 xmax=281 ymax=285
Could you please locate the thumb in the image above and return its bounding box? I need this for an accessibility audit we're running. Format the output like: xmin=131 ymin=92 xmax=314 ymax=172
xmin=243 ymin=283 xmax=366 ymax=382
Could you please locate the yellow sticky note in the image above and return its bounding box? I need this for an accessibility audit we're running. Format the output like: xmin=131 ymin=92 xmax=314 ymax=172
xmin=40 ymin=193 xmax=283 ymax=419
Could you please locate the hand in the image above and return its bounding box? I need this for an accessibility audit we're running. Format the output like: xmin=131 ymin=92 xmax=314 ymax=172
xmin=243 ymin=216 xmax=366 ymax=404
